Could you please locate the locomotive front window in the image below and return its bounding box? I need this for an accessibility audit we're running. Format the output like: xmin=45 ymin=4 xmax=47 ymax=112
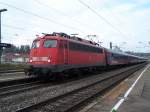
xmin=44 ymin=40 xmax=57 ymax=48
xmin=32 ymin=40 xmax=40 ymax=48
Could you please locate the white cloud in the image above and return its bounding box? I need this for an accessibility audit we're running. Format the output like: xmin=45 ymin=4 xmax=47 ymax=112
xmin=1 ymin=0 xmax=150 ymax=52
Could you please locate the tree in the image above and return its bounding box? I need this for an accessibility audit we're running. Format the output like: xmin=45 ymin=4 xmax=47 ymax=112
xmin=19 ymin=45 xmax=30 ymax=53
xmin=3 ymin=45 xmax=19 ymax=53
xmin=3 ymin=45 xmax=30 ymax=54
xmin=24 ymin=45 xmax=30 ymax=53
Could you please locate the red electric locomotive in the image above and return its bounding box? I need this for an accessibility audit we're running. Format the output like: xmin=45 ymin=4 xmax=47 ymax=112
xmin=26 ymin=32 xmax=147 ymax=76
xmin=26 ymin=32 xmax=107 ymax=76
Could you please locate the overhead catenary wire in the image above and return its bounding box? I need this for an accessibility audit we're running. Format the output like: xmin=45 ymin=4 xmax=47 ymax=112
xmin=33 ymin=0 xmax=98 ymax=33
xmin=92 ymin=0 xmax=123 ymax=26
xmin=3 ymin=24 xmax=29 ymax=31
xmin=3 ymin=23 xmax=44 ymax=32
xmin=2 ymin=24 xmax=40 ymax=42
xmin=0 ymin=1 xmax=85 ymax=33
xmin=3 ymin=16 xmax=63 ymax=34
xmin=78 ymin=0 xmax=128 ymax=38
xmin=2 ymin=24 xmax=43 ymax=35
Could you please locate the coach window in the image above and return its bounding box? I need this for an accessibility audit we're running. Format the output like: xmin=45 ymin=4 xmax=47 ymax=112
xmin=32 ymin=40 xmax=40 ymax=48
xmin=44 ymin=40 xmax=57 ymax=48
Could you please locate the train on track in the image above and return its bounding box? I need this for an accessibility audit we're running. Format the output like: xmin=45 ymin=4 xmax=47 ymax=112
xmin=25 ymin=32 xmax=147 ymax=76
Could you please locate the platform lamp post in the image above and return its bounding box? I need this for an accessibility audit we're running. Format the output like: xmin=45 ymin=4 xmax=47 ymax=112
xmin=0 ymin=9 xmax=7 ymax=64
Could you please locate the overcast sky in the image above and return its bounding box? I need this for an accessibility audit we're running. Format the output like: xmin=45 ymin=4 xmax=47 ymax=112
xmin=0 ymin=0 xmax=150 ymax=52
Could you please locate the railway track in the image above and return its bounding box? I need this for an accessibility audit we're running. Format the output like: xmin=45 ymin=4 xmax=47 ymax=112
xmin=0 ymin=76 xmax=81 ymax=98
xmin=0 ymin=77 xmax=46 ymax=97
xmin=0 ymin=63 xmax=146 ymax=112
xmin=0 ymin=77 xmax=40 ymax=88
xmin=0 ymin=80 xmax=47 ymax=98
xmin=15 ymin=63 xmax=146 ymax=112
xmin=0 ymin=69 xmax=23 ymax=74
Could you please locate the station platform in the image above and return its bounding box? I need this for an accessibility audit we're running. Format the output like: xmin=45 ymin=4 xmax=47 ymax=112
xmin=117 ymin=64 xmax=150 ymax=112
xmin=79 ymin=64 xmax=150 ymax=112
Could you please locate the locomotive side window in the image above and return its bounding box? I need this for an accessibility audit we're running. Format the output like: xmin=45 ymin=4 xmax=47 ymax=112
xmin=44 ymin=40 xmax=57 ymax=48
xmin=59 ymin=40 xmax=67 ymax=48
xmin=69 ymin=42 xmax=103 ymax=53
xmin=32 ymin=40 xmax=40 ymax=48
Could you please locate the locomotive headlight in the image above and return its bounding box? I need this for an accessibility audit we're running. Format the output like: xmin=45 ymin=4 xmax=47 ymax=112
xmin=29 ymin=59 xmax=33 ymax=62
xmin=48 ymin=59 xmax=51 ymax=62
xmin=47 ymin=55 xmax=51 ymax=63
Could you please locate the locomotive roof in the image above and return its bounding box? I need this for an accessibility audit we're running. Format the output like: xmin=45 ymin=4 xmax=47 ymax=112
xmin=36 ymin=32 xmax=104 ymax=49
xmin=34 ymin=32 xmax=147 ymax=60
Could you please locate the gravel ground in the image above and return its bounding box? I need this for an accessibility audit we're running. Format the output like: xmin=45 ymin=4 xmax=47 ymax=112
xmin=0 ymin=65 xmax=140 ymax=112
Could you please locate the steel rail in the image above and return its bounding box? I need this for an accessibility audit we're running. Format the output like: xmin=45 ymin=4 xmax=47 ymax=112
xmin=0 ymin=77 xmax=41 ymax=88
xmin=0 ymin=69 xmax=23 ymax=74
xmin=0 ymin=80 xmax=45 ymax=98
xmin=16 ymin=63 xmax=146 ymax=112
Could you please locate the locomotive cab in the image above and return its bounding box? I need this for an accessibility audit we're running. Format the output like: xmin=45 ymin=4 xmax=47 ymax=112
xmin=30 ymin=38 xmax=58 ymax=65
xmin=26 ymin=33 xmax=70 ymax=76
xmin=27 ymin=36 xmax=60 ymax=75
